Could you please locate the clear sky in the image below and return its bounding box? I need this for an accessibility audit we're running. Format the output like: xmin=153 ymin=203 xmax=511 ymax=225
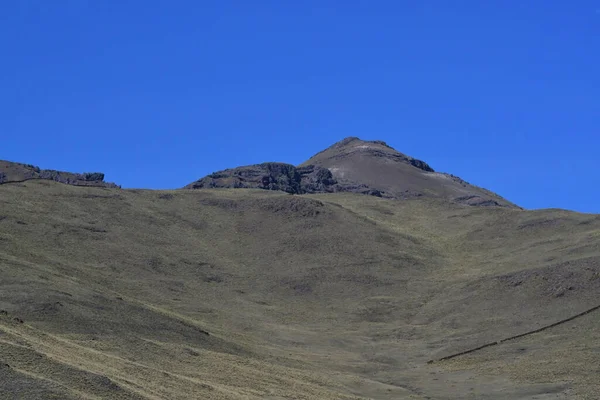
xmin=2 ymin=1 xmax=598 ymax=213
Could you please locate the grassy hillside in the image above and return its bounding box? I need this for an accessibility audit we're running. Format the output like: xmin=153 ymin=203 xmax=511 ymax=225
xmin=0 ymin=180 xmax=598 ymax=399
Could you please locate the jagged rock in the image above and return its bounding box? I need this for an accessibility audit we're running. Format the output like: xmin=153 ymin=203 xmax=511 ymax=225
xmin=187 ymin=163 xmax=339 ymax=195
xmin=297 ymin=165 xmax=337 ymax=192
xmin=188 ymin=163 xmax=301 ymax=193
xmin=409 ymin=158 xmax=434 ymax=172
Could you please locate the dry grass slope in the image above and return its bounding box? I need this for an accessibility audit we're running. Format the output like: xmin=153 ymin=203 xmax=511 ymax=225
xmin=0 ymin=180 xmax=598 ymax=399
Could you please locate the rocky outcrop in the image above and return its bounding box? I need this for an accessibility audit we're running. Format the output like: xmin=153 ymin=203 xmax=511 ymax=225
xmin=186 ymin=163 xmax=301 ymax=193
xmin=38 ymin=170 xmax=119 ymax=188
xmin=186 ymin=163 xmax=328 ymax=194
xmin=185 ymin=162 xmax=391 ymax=197
xmin=408 ymin=158 xmax=434 ymax=172
xmin=0 ymin=161 xmax=119 ymax=188
xmin=296 ymin=164 xmax=337 ymax=192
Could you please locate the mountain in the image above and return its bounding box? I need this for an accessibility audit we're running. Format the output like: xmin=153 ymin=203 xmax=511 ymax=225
xmin=0 ymin=160 xmax=119 ymax=188
xmin=186 ymin=137 xmax=517 ymax=208
xmin=0 ymin=149 xmax=599 ymax=399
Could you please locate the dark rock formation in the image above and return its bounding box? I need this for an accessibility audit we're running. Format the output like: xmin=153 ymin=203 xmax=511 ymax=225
xmin=186 ymin=163 xmax=331 ymax=194
xmin=409 ymin=158 xmax=434 ymax=172
xmin=296 ymin=164 xmax=337 ymax=192
xmin=0 ymin=160 xmax=119 ymax=188
xmin=185 ymin=162 xmax=392 ymax=197
xmin=187 ymin=163 xmax=301 ymax=193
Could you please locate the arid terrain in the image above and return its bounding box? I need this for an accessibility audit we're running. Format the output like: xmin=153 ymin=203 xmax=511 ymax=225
xmin=0 ymin=138 xmax=598 ymax=399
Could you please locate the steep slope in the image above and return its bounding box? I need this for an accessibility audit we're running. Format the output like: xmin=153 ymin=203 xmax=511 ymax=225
xmin=185 ymin=137 xmax=517 ymax=208
xmin=0 ymin=160 xmax=119 ymax=188
xmin=0 ymin=180 xmax=598 ymax=399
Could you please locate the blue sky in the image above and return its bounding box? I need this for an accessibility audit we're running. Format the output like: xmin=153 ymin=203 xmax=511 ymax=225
xmin=1 ymin=1 xmax=598 ymax=213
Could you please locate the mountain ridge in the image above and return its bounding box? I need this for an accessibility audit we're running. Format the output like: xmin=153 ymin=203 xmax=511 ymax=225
xmin=186 ymin=137 xmax=518 ymax=208
xmin=0 ymin=137 xmax=518 ymax=208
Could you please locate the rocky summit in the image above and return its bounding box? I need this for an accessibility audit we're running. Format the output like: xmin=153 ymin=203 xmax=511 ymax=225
xmin=186 ymin=137 xmax=518 ymax=207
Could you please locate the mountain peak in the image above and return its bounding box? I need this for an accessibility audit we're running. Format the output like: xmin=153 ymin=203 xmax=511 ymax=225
xmin=317 ymin=136 xmax=392 ymax=154
xmin=185 ymin=137 xmax=517 ymax=208
xmin=327 ymin=136 xmax=392 ymax=150
xmin=304 ymin=137 xmax=434 ymax=173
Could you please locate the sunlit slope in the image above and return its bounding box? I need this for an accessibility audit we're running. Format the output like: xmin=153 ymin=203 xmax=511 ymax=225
xmin=0 ymin=180 xmax=598 ymax=399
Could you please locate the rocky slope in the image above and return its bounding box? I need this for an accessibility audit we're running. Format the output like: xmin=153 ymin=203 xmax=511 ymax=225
xmin=0 ymin=160 xmax=119 ymax=188
xmin=185 ymin=137 xmax=518 ymax=207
